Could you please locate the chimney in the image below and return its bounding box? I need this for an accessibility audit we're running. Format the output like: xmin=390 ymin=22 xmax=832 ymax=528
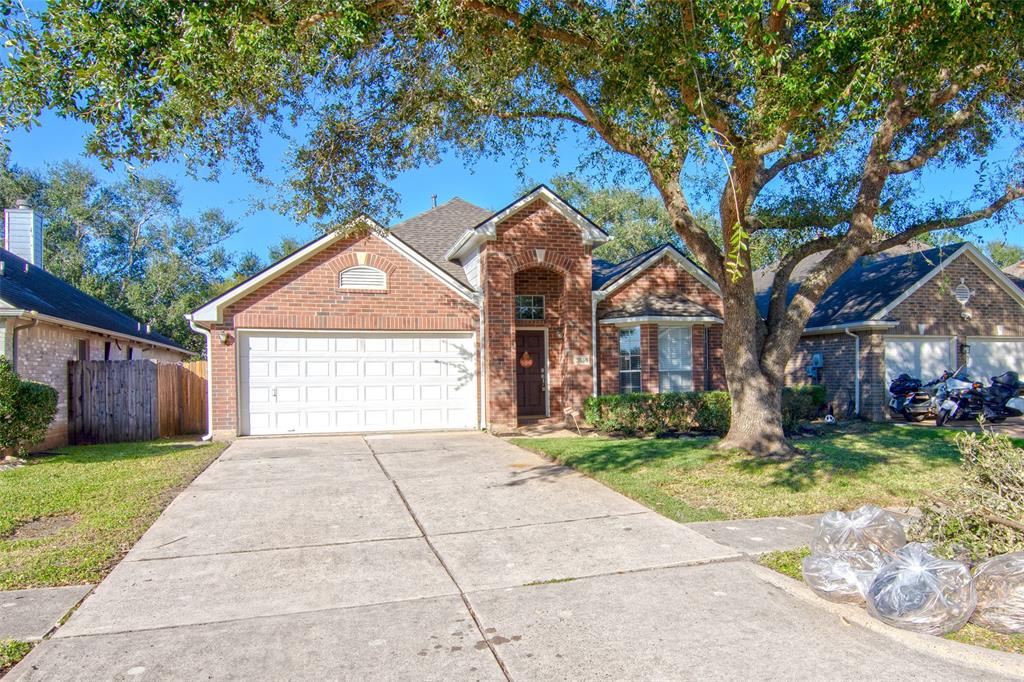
xmin=3 ymin=199 xmax=44 ymax=269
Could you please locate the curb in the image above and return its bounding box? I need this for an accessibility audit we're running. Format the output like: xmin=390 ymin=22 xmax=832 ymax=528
xmin=752 ymin=563 xmax=1024 ymax=679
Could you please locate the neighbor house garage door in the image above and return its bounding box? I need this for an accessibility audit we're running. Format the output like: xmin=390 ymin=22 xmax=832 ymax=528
xmin=966 ymin=338 xmax=1024 ymax=382
xmin=240 ymin=332 xmax=477 ymax=435
xmin=884 ymin=336 xmax=955 ymax=384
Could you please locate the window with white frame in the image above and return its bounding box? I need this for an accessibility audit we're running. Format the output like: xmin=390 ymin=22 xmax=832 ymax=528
xmin=618 ymin=326 xmax=642 ymax=394
xmin=658 ymin=326 xmax=694 ymax=392
xmin=339 ymin=266 xmax=387 ymax=290
xmin=515 ymin=295 xmax=545 ymax=320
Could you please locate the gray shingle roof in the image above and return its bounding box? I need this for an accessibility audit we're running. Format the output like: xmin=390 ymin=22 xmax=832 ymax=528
xmin=599 ymin=294 xmax=720 ymax=320
xmin=389 ymin=198 xmax=493 ymax=286
xmin=0 ymin=248 xmax=186 ymax=351
xmin=754 ymin=243 xmax=968 ymax=328
xmin=592 ymin=243 xmax=711 ymax=290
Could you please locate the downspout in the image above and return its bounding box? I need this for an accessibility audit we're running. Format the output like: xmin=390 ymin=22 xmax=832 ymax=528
xmin=11 ymin=313 xmax=39 ymax=375
xmin=477 ymin=291 xmax=487 ymax=430
xmin=188 ymin=316 xmax=216 ymax=441
xmin=590 ymin=295 xmax=599 ymax=396
xmin=844 ymin=328 xmax=861 ymax=417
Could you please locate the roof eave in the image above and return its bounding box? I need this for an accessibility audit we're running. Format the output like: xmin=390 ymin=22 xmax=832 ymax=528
xmin=0 ymin=307 xmax=189 ymax=354
xmin=599 ymin=315 xmax=724 ymax=326
xmin=801 ymin=320 xmax=899 ymax=336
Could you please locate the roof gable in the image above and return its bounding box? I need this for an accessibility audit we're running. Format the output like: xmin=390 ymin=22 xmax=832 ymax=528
xmin=389 ymin=198 xmax=493 ymax=286
xmin=446 ymin=185 xmax=609 ymax=261
xmin=754 ymin=242 xmax=1024 ymax=329
xmin=593 ymin=244 xmax=720 ymax=297
xmin=0 ymin=248 xmax=186 ymax=351
xmin=190 ymin=216 xmax=477 ymax=324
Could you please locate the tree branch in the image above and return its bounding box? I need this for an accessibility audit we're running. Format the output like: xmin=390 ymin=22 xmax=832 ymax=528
xmin=765 ymin=235 xmax=841 ymax=336
xmin=868 ymin=185 xmax=1024 ymax=253
xmin=457 ymin=1 xmax=597 ymax=48
xmin=888 ymin=96 xmax=982 ymax=174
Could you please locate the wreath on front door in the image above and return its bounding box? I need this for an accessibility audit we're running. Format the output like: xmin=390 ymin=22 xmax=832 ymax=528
xmin=519 ymin=351 xmax=534 ymax=369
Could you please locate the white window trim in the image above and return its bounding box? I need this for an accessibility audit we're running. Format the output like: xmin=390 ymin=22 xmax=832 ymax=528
xmin=618 ymin=326 xmax=642 ymax=394
xmin=339 ymin=265 xmax=387 ymax=291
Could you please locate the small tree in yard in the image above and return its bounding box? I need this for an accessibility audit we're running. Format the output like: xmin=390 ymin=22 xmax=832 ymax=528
xmin=3 ymin=2 xmax=1022 ymax=455
xmin=0 ymin=357 xmax=58 ymax=457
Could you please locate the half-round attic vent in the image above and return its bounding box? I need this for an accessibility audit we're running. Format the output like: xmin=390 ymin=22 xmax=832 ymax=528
xmin=339 ymin=265 xmax=387 ymax=290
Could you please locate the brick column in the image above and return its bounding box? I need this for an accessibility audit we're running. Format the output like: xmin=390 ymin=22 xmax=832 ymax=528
xmin=484 ymin=253 xmax=517 ymax=431
xmin=209 ymin=324 xmax=239 ymax=437
xmin=598 ymin=324 xmax=619 ymax=395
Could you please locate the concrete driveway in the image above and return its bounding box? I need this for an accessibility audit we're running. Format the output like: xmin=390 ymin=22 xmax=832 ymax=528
xmin=11 ymin=433 xmax=1019 ymax=680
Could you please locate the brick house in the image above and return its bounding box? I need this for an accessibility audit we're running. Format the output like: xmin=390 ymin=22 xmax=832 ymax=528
xmin=756 ymin=242 xmax=1024 ymax=421
xmin=1 ymin=203 xmax=189 ymax=448
xmin=189 ymin=185 xmax=1024 ymax=437
xmin=189 ymin=186 xmax=728 ymax=437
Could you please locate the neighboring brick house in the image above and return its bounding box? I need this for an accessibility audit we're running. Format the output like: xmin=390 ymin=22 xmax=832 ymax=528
xmin=757 ymin=242 xmax=1024 ymax=421
xmin=189 ymin=186 xmax=728 ymax=437
xmin=1 ymin=203 xmax=189 ymax=449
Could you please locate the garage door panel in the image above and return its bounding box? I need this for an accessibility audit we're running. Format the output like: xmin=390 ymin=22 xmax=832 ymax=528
xmin=242 ymin=332 xmax=477 ymax=435
xmin=967 ymin=339 xmax=1024 ymax=381
xmin=884 ymin=337 xmax=953 ymax=384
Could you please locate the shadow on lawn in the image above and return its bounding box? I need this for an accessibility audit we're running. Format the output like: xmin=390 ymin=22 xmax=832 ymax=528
xmin=733 ymin=430 xmax=960 ymax=492
xmin=528 ymin=437 xmax=720 ymax=475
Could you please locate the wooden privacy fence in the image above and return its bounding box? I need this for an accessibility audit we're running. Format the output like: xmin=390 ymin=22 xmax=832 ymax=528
xmin=68 ymin=360 xmax=208 ymax=444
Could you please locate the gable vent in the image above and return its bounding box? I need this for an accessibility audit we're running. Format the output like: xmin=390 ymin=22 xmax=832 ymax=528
xmin=339 ymin=266 xmax=387 ymax=290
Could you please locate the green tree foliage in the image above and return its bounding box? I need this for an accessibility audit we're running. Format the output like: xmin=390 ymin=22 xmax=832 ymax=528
xmin=985 ymin=241 xmax=1024 ymax=269
xmin=3 ymin=2 xmax=1022 ymax=454
xmin=0 ymin=157 xmax=238 ymax=354
xmin=0 ymin=356 xmax=58 ymax=457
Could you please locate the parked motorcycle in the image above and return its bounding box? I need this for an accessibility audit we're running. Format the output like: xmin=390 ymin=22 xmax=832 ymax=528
xmin=888 ymin=373 xmax=939 ymax=422
xmin=933 ymin=368 xmax=980 ymax=427
xmin=980 ymin=371 xmax=1024 ymax=421
xmin=934 ymin=369 xmax=1024 ymax=426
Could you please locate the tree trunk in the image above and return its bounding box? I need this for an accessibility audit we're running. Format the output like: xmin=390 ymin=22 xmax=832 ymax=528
xmin=714 ymin=294 xmax=796 ymax=458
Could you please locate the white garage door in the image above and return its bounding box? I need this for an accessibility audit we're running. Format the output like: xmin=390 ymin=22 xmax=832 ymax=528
xmin=884 ymin=336 xmax=954 ymax=384
xmin=967 ymin=338 xmax=1024 ymax=381
xmin=240 ymin=332 xmax=477 ymax=435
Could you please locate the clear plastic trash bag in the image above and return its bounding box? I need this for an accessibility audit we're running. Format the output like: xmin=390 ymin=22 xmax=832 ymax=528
xmin=866 ymin=543 xmax=976 ymax=635
xmin=970 ymin=552 xmax=1024 ymax=634
xmin=802 ymin=549 xmax=889 ymax=604
xmin=810 ymin=504 xmax=907 ymax=555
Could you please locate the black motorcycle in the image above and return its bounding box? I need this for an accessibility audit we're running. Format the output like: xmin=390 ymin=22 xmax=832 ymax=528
xmin=980 ymin=371 xmax=1024 ymax=421
xmin=936 ymin=370 xmax=1024 ymax=426
xmin=888 ymin=373 xmax=938 ymax=422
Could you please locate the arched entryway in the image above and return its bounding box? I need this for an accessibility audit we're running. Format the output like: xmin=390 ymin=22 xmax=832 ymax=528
xmin=513 ymin=266 xmax=566 ymax=422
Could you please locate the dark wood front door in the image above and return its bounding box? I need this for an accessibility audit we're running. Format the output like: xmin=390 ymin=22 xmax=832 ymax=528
xmin=515 ymin=330 xmax=546 ymax=416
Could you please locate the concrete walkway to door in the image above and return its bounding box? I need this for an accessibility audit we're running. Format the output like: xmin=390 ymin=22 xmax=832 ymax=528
xmin=10 ymin=432 xmax=1021 ymax=680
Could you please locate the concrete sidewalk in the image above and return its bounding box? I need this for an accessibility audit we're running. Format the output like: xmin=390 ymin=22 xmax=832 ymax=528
xmin=11 ymin=433 xmax=1020 ymax=680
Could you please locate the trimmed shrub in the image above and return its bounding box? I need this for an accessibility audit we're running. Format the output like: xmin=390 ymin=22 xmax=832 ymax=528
xmin=583 ymin=385 xmax=825 ymax=436
xmin=781 ymin=384 xmax=827 ymax=431
xmin=0 ymin=356 xmax=58 ymax=456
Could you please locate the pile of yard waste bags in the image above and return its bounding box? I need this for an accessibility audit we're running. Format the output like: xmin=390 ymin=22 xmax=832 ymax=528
xmin=801 ymin=504 xmax=1024 ymax=636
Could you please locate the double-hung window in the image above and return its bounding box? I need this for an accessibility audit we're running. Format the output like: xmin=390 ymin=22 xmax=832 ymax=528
xmin=618 ymin=326 xmax=642 ymax=394
xmin=658 ymin=326 xmax=694 ymax=392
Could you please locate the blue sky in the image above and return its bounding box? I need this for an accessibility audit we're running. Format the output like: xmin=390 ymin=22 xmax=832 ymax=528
xmin=6 ymin=111 xmax=1020 ymax=260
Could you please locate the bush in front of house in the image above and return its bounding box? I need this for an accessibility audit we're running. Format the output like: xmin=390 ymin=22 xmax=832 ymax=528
xmin=0 ymin=356 xmax=58 ymax=456
xmin=583 ymin=385 xmax=826 ymax=436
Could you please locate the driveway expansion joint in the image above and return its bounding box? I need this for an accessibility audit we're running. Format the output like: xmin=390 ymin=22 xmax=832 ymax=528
xmin=362 ymin=435 xmax=514 ymax=682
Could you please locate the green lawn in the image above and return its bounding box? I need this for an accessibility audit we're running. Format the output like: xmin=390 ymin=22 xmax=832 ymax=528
xmin=0 ymin=640 xmax=32 ymax=675
xmin=757 ymin=547 xmax=1024 ymax=656
xmin=0 ymin=440 xmax=224 ymax=590
xmin=511 ymin=424 xmax=966 ymax=522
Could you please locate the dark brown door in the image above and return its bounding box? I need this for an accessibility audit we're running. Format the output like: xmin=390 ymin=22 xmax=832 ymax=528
xmin=515 ymin=330 xmax=546 ymax=416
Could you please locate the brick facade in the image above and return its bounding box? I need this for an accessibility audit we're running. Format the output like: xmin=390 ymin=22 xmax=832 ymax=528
xmin=594 ymin=256 xmax=726 ymax=396
xmin=1 ymin=319 xmax=182 ymax=449
xmin=208 ymin=232 xmax=480 ymax=436
xmin=784 ymin=252 xmax=1024 ymax=422
xmin=481 ymin=200 xmax=594 ymax=431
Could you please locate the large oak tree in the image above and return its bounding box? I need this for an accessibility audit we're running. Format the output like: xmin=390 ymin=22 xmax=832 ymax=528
xmin=3 ymin=1 xmax=1021 ymax=454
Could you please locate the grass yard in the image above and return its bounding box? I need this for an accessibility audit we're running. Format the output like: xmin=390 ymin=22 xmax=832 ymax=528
xmin=0 ymin=440 xmax=224 ymax=590
xmin=0 ymin=640 xmax=32 ymax=676
xmin=757 ymin=547 xmax=1024 ymax=656
xmin=511 ymin=424 xmax=967 ymax=523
